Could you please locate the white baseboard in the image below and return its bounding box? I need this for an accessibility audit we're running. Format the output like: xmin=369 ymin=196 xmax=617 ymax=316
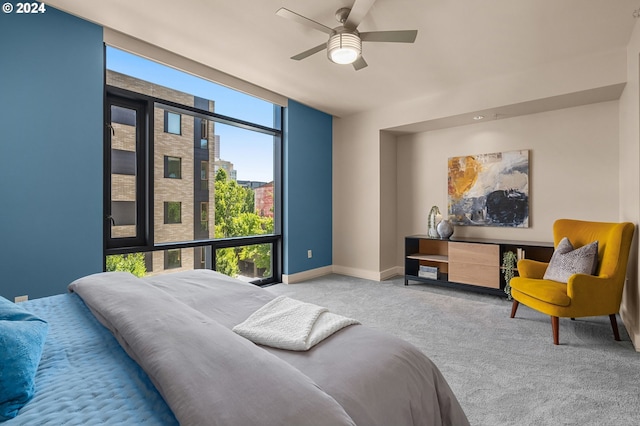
xmin=283 ymin=265 xmax=403 ymax=284
xmin=332 ymin=265 xmax=403 ymax=281
xmin=331 ymin=265 xmax=381 ymax=281
xmin=282 ymin=265 xmax=333 ymax=284
xmin=380 ymin=266 xmax=403 ymax=280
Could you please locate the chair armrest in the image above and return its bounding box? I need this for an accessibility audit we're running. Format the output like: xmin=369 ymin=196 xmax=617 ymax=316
xmin=517 ymin=259 xmax=548 ymax=279
xmin=566 ymin=274 xmax=617 ymax=312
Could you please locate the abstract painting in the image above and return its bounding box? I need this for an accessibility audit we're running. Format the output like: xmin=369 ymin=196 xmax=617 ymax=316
xmin=448 ymin=150 xmax=529 ymax=227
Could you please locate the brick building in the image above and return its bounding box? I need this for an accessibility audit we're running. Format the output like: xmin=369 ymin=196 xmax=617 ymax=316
xmin=254 ymin=182 xmax=274 ymax=218
xmin=108 ymin=70 xmax=222 ymax=273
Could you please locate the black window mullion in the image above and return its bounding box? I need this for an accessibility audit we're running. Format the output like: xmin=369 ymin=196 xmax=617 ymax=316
xmin=104 ymin=85 xmax=283 ymax=285
xmin=105 ymin=94 xmax=148 ymax=250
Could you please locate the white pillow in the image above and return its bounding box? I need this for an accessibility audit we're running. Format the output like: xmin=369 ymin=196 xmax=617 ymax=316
xmin=543 ymin=237 xmax=598 ymax=283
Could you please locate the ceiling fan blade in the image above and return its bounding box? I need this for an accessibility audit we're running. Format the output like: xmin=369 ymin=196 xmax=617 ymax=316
xmin=291 ymin=43 xmax=327 ymax=61
xmin=276 ymin=8 xmax=333 ymax=35
xmin=360 ymin=30 xmax=418 ymax=43
xmin=353 ymin=56 xmax=368 ymax=71
xmin=345 ymin=0 xmax=377 ymax=29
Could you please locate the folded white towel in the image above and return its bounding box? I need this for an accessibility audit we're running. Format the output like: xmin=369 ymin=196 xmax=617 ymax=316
xmin=232 ymin=296 xmax=360 ymax=351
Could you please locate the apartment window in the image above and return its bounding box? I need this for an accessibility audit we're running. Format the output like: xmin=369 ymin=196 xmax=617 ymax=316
xmin=200 ymin=246 xmax=207 ymax=267
xmin=200 ymin=119 xmax=209 ymax=149
xmin=164 ymin=111 xmax=181 ymax=135
xmin=201 ymin=161 xmax=208 ymax=190
xmin=165 ymin=249 xmax=181 ymax=269
xmin=164 ymin=156 xmax=182 ymax=179
xmin=164 ymin=201 xmax=181 ymax=224
xmin=201 ymin=202 xmax=208 ymax=231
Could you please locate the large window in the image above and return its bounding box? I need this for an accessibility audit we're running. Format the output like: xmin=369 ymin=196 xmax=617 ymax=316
xmin=105 ymin=47 xmax=281 ymax=284
xmin=107 ymin=46 xmax=275 ymax=128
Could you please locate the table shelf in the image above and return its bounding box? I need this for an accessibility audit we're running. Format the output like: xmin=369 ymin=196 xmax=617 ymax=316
xmin=404 ymin=235 xmax=554 ymax=297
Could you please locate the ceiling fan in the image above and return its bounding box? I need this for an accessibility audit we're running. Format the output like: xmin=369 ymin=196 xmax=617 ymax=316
xmin=276 ymin=0 xmax=418 ymax=71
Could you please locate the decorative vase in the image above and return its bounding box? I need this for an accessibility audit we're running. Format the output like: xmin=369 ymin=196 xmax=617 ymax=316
xmin=437 ymin=219 xmax=454 ymax=239
xmin=427 ymin=206 xmax=442 ymax=238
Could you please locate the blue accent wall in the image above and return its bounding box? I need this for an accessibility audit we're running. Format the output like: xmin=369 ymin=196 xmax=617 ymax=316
xmin=0 ymin=8 xmax=104 ymax=300
xmin=283 ymin=101 xmax=333 ymax=275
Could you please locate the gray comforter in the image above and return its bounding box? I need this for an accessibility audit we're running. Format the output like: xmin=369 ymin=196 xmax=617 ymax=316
xmin=69 ymin=270 xmax=469 ymax=426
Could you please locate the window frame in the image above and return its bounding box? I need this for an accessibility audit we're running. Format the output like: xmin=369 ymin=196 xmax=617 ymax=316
xmin=200 ymin=160 xmax=208 ymax=190
xmin=200 ymin=201 xmax=208 ymax=231
xmin=164 ymin=201 xmax=182 ymax=224
xmin=104 ymin=85 xmax=283 ymax=285
xmin=104 ymin=94 xmax=149 ymax=250
xmin=164 ymin=248 xmax=182 ymax=269
xmin=164 ymin=110 xmax=182 ymax=135
xmin=164 ymin=156 xmax=182 ymax=179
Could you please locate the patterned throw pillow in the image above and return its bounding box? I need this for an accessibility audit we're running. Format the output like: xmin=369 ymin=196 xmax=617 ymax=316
xmin=543 ymin=237 xmax=598 ymax=283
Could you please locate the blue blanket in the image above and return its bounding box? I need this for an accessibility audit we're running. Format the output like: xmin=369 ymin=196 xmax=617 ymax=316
xmin=0 ymin=296 xmax=48 ymax=421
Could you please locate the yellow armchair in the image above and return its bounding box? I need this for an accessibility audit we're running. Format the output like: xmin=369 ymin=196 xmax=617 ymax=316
xmin=509 ymin=219 xmax=635 ymax=345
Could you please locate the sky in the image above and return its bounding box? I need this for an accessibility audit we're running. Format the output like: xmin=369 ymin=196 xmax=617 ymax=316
xmin=106 ymin=47 xmax=276 ymax=183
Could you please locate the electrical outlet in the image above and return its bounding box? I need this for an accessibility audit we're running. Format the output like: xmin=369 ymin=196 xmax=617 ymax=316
xmin=307 ymin=249 xmax=313 ymax=259
xmin=14 ymin=295 xmax=28 ymax=303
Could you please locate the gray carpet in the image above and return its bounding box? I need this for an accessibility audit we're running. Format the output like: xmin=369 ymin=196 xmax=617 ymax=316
xmin=267 ymin=274 xmax=640 ymax=426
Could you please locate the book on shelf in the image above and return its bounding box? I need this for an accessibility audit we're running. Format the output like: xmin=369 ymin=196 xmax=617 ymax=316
xmin=418 ymin=265 xmax=438 ymax=279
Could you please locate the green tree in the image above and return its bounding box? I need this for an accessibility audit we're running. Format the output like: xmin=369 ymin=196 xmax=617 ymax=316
xmin=214 ymin=169 xmax=273 ymax=278
xmin=243 ymin=185 xmax=255 ymax=213
xmin=215 ymin=169 xmax=251 ymax=237
xmin=240 ymin=242 xmax=272 ymax=276
xmin=235 ymin=212 xmax=273 ymax=277
xmin=106 ymin=253 xmax=147 ymax=277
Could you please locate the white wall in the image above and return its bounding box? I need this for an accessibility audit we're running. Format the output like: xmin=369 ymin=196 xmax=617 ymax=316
xmin=380 ymin=130 xmax=398 ymax=279
xmin=334 ymin=47 xmax=627 ymax=279
xmin=619 ymin=21 xmax=640 ymax=350
xmin=396 ymin=101 xmax=620 ymax=268
xmin=333 ymin=114 xmax=383 ymax=280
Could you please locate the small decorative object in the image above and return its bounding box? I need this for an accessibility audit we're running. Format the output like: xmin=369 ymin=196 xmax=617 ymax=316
xmin=437 ymin=219 xmax=454 ymax=239
xmin=502 ymin=251 xmax=518 ymax=300
xmin=427 ymin=206 xmax=442 ymax=238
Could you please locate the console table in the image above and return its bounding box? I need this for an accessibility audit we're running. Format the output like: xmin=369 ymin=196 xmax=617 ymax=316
xmin=404 ymin=235 xmax=554 ymax=297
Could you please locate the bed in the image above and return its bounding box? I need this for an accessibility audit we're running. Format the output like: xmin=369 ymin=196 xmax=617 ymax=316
xmin=2 ymin=269 xmax=468 ymax=425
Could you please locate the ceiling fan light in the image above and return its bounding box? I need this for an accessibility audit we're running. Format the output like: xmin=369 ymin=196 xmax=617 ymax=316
xmin=327 ymin=32 xmax=361 ymax=65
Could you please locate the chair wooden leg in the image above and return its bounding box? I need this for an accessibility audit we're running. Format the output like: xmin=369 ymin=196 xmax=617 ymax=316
xmin=510 ymin=300 xmax=519 ymax=318
xmin=609 ymin=314 xmax=621 ymax=341
xmin=551 ymin=316 xmax=559 ymax=345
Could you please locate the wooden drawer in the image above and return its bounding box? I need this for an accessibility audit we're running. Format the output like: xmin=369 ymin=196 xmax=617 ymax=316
xmin=448 ymin=242 xmax=500 ymax=288
xmin=448 ymin=242 xmax=499 ymax=266
xmin=449 ymin=264 xmax=500 ymax=288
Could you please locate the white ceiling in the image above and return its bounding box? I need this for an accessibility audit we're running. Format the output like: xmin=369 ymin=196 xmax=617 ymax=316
xmin=46 ymin=0 xmax=639 ymax=118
